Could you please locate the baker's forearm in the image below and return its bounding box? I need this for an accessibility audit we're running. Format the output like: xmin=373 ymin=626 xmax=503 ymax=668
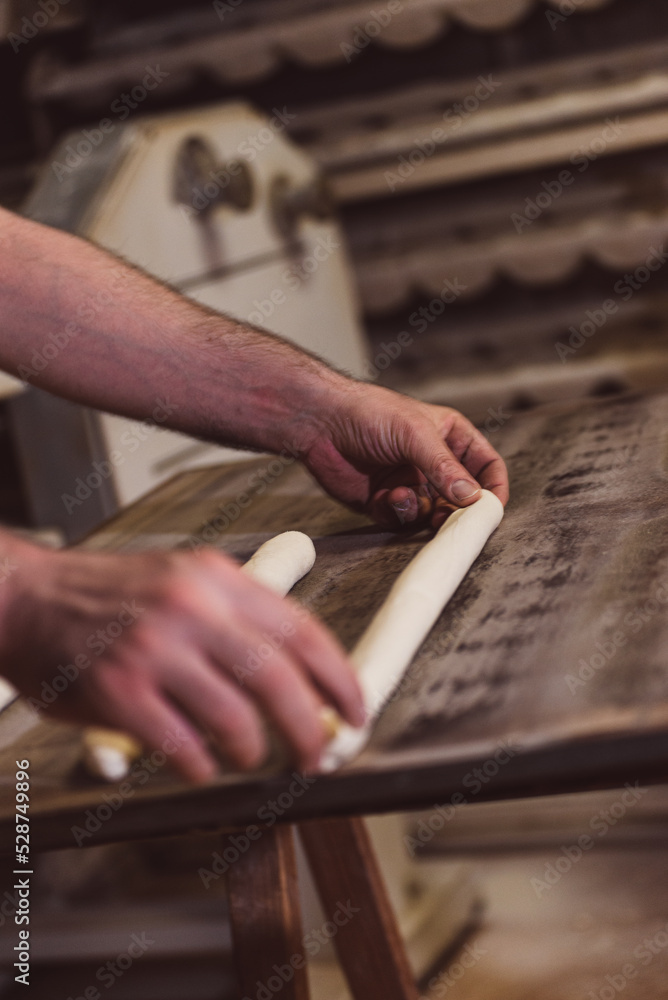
xmin=0 ymin=209 xmax=509 ymax=527
xmin=0 ymin=208 xmax=349 ymax=454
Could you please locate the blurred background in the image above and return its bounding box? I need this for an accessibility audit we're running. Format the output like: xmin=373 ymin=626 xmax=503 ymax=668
xmin=2 ymin=0 xmax=668 ymax=540
xmin=2 ymin=1 xmax=668 ymax=997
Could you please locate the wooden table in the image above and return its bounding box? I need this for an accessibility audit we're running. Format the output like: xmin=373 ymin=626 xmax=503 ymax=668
xmin=1 ymin=389 xmax=667 ymax=999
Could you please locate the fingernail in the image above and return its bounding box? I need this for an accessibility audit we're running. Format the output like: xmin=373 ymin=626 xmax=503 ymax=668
xmin=451 ymin=480 xmax=480 ymax=501
xmin=392 ymin=500 xmax=411 ymax=524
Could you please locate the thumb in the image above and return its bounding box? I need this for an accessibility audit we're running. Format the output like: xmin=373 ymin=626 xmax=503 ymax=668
xmin=407 ymin=425 xmax=481 ymax=507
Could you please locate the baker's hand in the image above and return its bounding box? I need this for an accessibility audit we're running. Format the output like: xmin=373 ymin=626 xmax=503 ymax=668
xmin=302 ymin=382 xmax=509 ymax=529
xmin=0 ymin=539 xmax=364 ymax=782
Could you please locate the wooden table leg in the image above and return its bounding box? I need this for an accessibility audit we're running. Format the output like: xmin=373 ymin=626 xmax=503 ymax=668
xmin=225 ymin=823 xmax=310 ymax=1000
xmin=299 ymin=816 xmax=419 ymax=1000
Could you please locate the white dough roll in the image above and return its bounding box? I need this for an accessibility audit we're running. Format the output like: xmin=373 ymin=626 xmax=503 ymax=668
xmin=240 ymin=530 xmax=316 ymax=595
xmin=319 ymin=489 xmax=504 ymax=772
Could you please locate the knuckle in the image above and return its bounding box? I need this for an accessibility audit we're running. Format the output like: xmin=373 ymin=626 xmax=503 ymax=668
xmin=431 ymin=458 xmax=459 ymax=487
xmin=124 ymin=621 xmax=161 ymax=658
xmin=243 ymin=657 xmax=283 ymax=692
xmin=143 ymin=549 xmax=180 ymax=578
xmin=90 ymin=658 xmax=142 ymax=700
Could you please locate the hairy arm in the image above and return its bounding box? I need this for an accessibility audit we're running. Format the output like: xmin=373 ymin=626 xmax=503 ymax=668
xmin=0 ymin=205 xmax=337 ymax=455
xmin=0 ymin=207 xmax=508 ymax=518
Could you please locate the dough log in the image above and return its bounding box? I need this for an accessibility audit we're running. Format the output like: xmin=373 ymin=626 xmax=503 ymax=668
xmin=240 ymin=530 xmax=316 ymax=595
xmin=319 ymin=489 xmax=504 ymax=772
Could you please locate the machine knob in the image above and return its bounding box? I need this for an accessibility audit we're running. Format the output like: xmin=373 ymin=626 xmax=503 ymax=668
xmin=173 ymin=136 xmax=254 ymax=216
xmin=270 ymin=174 xmax=335 ymax=242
